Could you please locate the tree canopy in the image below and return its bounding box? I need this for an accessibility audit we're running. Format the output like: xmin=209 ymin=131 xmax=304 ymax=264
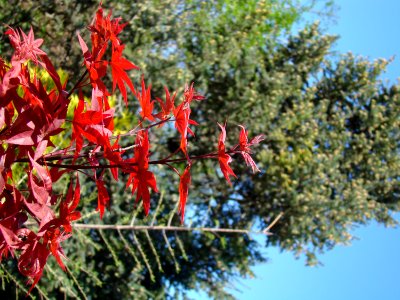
xmin=0 ymin=1 xmax=399 ymax=299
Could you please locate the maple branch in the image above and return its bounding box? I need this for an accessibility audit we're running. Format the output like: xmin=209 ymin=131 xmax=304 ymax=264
xmin=66 ymin=69 xmax=88 ymax=99
xmin=11 ymin=118 xmax=175 ymax=165
xmin=14 ymin=148 xmax=243 ymax=172
xmin=113 ymin=117 xmax=173 ymax=140
xmin=72 ymin=223 xmax=273 ymax=235
xmin=14 ymin=143 xmax=137 ymax=164
xmin=41 ymin=151 xmax=225 ymax=170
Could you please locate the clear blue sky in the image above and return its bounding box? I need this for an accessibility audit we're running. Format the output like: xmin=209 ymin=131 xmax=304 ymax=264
xmin=230 ymin=1 xmax=400 ymax=300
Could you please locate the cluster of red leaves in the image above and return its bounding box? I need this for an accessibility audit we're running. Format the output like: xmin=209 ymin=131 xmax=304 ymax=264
xmin=0 ymin=5 xmax=263 ymax=292
xmin=0 ymin=24 xmax=78 ymax=291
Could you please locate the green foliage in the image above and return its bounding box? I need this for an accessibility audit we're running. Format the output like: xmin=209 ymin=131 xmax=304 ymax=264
xmin=1 ymin=0 xmax=399 ymax=299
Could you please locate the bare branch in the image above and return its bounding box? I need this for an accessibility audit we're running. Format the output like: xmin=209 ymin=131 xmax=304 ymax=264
xmin=263 ymin=212 xmax=283 ymax=233
xmin=72 ymin=223 xmax=273 ymax=235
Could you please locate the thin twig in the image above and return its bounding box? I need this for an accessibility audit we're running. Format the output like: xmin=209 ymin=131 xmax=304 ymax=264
xmin=65 ymin=266 xmax=88 ymax=300
xmin=72 ymin=223 xmax=273 ymax=235
xmin=167 ymin=200 xmax=179 ymax=227
xmin=263 ymin=212 xmax=283 ymax=233
xmin=151 ymin=191 xmax=164 ymax=226
xmin=40 ymin=151 xmax=222 ymax=170
xmin=66 ymin=69 xmax=88 ymax=99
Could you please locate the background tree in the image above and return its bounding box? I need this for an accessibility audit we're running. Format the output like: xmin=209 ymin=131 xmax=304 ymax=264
xmin=1 ymin=1 xmax=399 ymax=299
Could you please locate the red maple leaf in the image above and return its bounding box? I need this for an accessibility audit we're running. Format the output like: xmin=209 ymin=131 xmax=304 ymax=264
xmin=16 ymin=228 xmax=50 ymax=293
xmin=178 ymin=165 xmax=191 ymax=223
xmin=135 ymin=78 xmax=155 ymax=122
xmin=77 ymin=32 xmax=108 ymax=88
xmin=88 ymin=5 xmax=127 ymax=57
xmin=237 ymin=125 xmax=265 ymax=173
xmin=29 ymin=140 xmax=52 ymax=191
xmin=125 ymin=130 xmax=158 ymax=215
xmin=96 ymin=179 xmax=110 ymax=219
xmin=173 ymin=83 xmax=203 ymax=157
xmin=173 ymin=102 xmax=198 ymax=157
xmin=0 ymin=222 xmax=19 ymax=259
xmin=110 ymin=45 xmax=138 ymax=105
xmin=217 ymin=123 xmax=237 ymax=185
xmin=0 ymin=186 xmax=26 ymax=259
xmin=155 ymin=86 xmax=176 ymax=121
xmin=184 ymin=82 xmax=205 ymax=103
xmin=58 ymin=176 xmax=81 ymax=232
xmin=5 ymin=27 xmax=46 ymax=64
xmin=45 ymin=228 xmax=69 ymax=271
xmin=71 ymin=92 xmax=113 ymax=155
xmin=104 ymin=137 xmax=124 ymax=181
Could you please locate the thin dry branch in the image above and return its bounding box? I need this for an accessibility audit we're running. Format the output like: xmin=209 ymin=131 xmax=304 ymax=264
xmin=263 ymin=212 xmax=284 ymax=233
xmin=72 ymin=223 xmax=273 ymax=235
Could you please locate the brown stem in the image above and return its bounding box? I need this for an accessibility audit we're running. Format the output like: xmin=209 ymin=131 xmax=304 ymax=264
xmin=66 ymin=69 xmax=89 ymax=99
xmin=72 ymin=223 xmax=273 ymax=235
xmin=42 ymin=152 xmax=222 ymax=170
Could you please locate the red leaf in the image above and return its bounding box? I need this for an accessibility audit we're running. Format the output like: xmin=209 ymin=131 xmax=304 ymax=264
xmin=77 ymin=32 xmax=108 ymax=86
xmin=49 ymin=166 xmax=67 ymax=182
xmin=47 ymin=229 xmax=68 ymax=270
xmin=60 ymin=175 xmax=81 ymax=226
xmin=111 ymin=45 xmax=138 ymax=105
xmin=135 ymin=77 xmax=155 ymax=121
xmin=5 ymin=127 xmax=35 ymax=145
xmin=24 ymin=200 xmax=53 ymax=222
xmin=6 ymin=27 xmax=46 ymax=64
xmin=17 ymin=232 xmax=50 ymax=294
xmin=178 ymin=165 xmax=191 ymax=223
xmin=96 ymin=179 xmax=110 ymax=219
xmin=29 ymin=140 xmax=52 ymax=191
xmin=104 ymin=137 xmax=124 ymax=181
xmin=88 ymin=5 xmax=127 ymax=56
xmin=184 ymin=82 xmax=205 ymax=103
xmin=237 ymin=125 xmax=265 ymax=173
xmin=155 ymin=87 xmax=176 ymax=120
xmin=70 ymin=176 xmax=81 ymax=214
xmin=217 ymin=123 xmax=237 ymax=185
xmin=0 ymin=223 xmax=19 ymax=256
xmin=125 ymin=130 xmax=158 ymax=215
xmin=173 ymin=84 xmax=202 ymax=157
xmin=39 ymin=55 xmax=62 ymax=92
xmin=77 ymin=32 xmax=90 ymax=59
xmin=0 ymin=154 xmax=6 ymax=195
xmin=0 ymin=173 xmax=4 ymax=196
xmin=28 ymin=172 xmax=49 ymax=206
xmin=72 ymin=95 xmax=114 ymax=155
xmin=174 ymin=103 xmax=191 ymax=157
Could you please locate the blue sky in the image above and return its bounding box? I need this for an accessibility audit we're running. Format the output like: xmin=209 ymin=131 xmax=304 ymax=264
xmin=229 ymin=1 xmax=400 ymax=299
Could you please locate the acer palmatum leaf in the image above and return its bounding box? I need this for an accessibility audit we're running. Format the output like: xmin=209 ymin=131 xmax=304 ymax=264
xmin=96 ymin=179 xmax=110 ymax=219
xmin=5 ymin=27 xmax=45 ymax=64
xmin=135 ymin=77 xmax=155 ymax=121
xmin=217 ymin=123 xmax=237 ymax=185
xmin=238 ymin=125 xmax=265 ymax=173
xmin=111 ymin=45 xmax=138 ymax=105
xmin=125 ymin=130 xmax=158 ymax=215
xmin=179 ymin=165 xmax=191 ymax=223
xmin=155 ymin=86 xmax=176 ymax=120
